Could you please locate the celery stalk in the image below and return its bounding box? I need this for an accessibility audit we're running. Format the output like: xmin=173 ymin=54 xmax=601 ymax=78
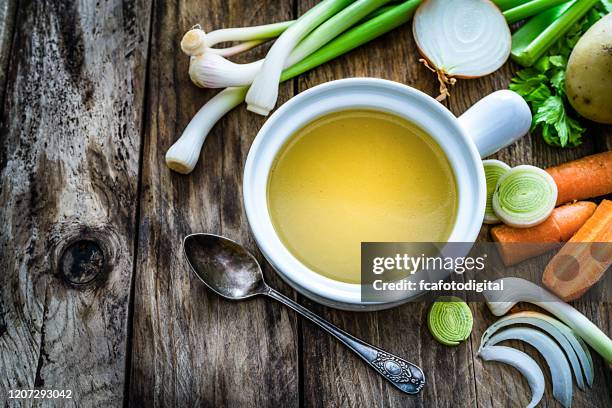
xmin=492 ymin=0 xmax=531 ymax=11
xmin=511 ymin=0 xmax=599 ymax=67
xmin=504 ymin=0 xmax=571 ymax=23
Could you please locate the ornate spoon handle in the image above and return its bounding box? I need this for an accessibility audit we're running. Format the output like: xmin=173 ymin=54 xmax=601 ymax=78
xmin=266 ymin=288 xmax=426 ymax=394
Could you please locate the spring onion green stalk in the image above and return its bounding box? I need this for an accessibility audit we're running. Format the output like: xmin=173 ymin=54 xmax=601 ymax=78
xmin=181 ymin=21 xmax=294 ymax=56
xmin=167 ymin=0 xmax=422 ymax=173
xmin=511 ymin=0 xmax=600 ymax=67
xmin=480 ymin=311 xmax=594 ymax=389
xmin=484 ymin=277 xmax=612 ymax=364
xmin=492 ymin=165 xmax=557 ymax=228
xmin=478 ymin=346 xmax=545 ymax=408
xmin=246 ymin=0 xmax=354 ymax=116
xmin=188 ymin=0 xmax=391 ymax=89
xmin=504 ymin=0 xmax=571 ymax=24
xmin=491 ymin=0 xmax=532 ymax=11
xmin=483 ymin=160 xmax=511 ymax=224
xmin=427 ymin=297 xmax=473 ymax=346
xmin=486 ymin=327 xmax=573 ymax=408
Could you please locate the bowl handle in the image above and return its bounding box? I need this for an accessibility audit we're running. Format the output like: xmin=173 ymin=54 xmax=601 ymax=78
xmin=457 ymin=90 xmax=531 ymax=159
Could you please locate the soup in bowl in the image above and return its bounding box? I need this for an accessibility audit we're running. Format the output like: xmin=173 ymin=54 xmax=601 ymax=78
xmin=243 ymin=78 xmax=531 ymax=310
xmin=267 ymin=109 xmax=458 ymax=284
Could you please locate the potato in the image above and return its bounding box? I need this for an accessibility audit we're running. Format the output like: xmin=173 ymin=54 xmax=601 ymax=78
xmin=565 ymin=13 xmax=612 ymax=124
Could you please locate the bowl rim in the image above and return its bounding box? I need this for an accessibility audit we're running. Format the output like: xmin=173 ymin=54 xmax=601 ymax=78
xmin=243 ymin=78 xmax=486 ymax=307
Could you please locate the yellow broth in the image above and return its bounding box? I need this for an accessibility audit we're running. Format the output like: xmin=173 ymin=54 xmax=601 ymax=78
xmin=267 ymin=110 xmax=458 ymax=283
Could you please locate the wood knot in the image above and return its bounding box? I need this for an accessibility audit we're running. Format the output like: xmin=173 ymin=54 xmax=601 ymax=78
xmin=59 ymin=240 xmax=105 ymax=285
xmin=51 ymin=225 xmax=119 ymax=289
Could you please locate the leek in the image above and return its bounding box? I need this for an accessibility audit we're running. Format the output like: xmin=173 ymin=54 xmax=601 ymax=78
xmin=167 ymin=0 xmax=422 ymax=174
xmin=484 ymin=277 xmax=612 ymax=364
xmin=511 ymin=0 xmax=600 ymax=67
xmin=427 ymin=297 xmax=473 ymax=346
xmin=492 ymin=165 xmax=557 ymax=228
xmin=483 ymin=160 xmax=511 ymax=224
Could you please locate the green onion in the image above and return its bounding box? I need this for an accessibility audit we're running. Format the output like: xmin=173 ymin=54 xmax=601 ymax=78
xmin=283 ymin=0 xmax=421 ymax=80
xmin=188 ymin=0 xmax=393 ymax=89
xmin=504 ymin=0 xmax=571 ymax=24
xmin=483 ymin=160 xmax=511 ymax=224
xmin=492 ymin=165 xmax=557 ymax=228
xmin=181 ymin=21 xmax=294 ymax=57
xmin=427 ymin=297 xmax=473 ymax=346
xmin=246 ymin=0 xmax=355 ymax=116
xmin=511 ymin=0 xmax=600 ymax=67
xmin=167 ymin=0 xmax=422 ymax=173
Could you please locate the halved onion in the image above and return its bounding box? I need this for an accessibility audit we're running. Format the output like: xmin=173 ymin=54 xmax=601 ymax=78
xmin=413 ymin=0 xmax=511 ymax=100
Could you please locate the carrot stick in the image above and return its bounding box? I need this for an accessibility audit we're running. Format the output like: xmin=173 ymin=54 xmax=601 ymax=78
xmin=546 ymin=151 xmax=612 ymax=205
xmin=543 ymin=200 xmax=612 ymax=301
xmin=491 ymin=201 xmax=597 ymax=266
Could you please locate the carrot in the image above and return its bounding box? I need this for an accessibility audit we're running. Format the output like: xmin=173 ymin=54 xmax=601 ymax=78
xmin=491 ymin=201 xmax=597 ymax=266
xmin=546 ymin=151 xmax=612 ymax=205
xmin=543 ymin=200 xmax=612 ymax=301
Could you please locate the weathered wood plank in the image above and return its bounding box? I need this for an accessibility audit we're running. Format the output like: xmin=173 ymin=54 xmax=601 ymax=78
xmin=0 ymin=0 xmax=16 ymax=101
xmin=0 ymin=0 xmax=151 ymax=406
xmin=129 ymin=1 xmax=299 ymax=406
xmin=296 ymin=2 xmax=476 ymax=406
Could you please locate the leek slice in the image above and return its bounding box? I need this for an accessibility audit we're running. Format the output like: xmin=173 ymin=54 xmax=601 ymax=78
xmin=492 ymin=165 xmax=557 ymax=228
xmin=483 ymin=159 xmax=511 ymax=224
xmin=484 ymin=277 xmax=612 ymax=364
xmin=479 ymin=345 xmax=545 ymax=408
xmin=427 ymin=297 xmax=473 ymax=346
xmin=486 ymin=327 xmax=573 ymax=408
xmin=480 ymin=311 xmax=594 ymax=389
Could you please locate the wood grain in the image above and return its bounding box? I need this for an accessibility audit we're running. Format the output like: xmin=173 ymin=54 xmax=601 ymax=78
xmin=128 ymin=1 xmax=299 ymax=406
xmin=0 ymin=0 xmax=609 ymax=407
xmin=0 ymin=0 xmax=151 ymax=406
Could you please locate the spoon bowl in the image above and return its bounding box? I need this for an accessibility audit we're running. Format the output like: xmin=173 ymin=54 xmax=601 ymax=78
xmin=184 ymin=233 xmax=268 ymax=299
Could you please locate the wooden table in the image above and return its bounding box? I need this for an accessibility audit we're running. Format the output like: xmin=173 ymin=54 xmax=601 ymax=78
xmin=0 ymin=1 xmax=610 ymax=407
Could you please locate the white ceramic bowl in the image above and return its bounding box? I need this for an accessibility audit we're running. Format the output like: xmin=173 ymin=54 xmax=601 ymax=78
xmin=243 ymin=78 xmax=531 ymax=310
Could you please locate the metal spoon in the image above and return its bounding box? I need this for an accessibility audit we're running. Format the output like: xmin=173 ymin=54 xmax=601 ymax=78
xmin=183 ymin=233 xmax=426 ymax=395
